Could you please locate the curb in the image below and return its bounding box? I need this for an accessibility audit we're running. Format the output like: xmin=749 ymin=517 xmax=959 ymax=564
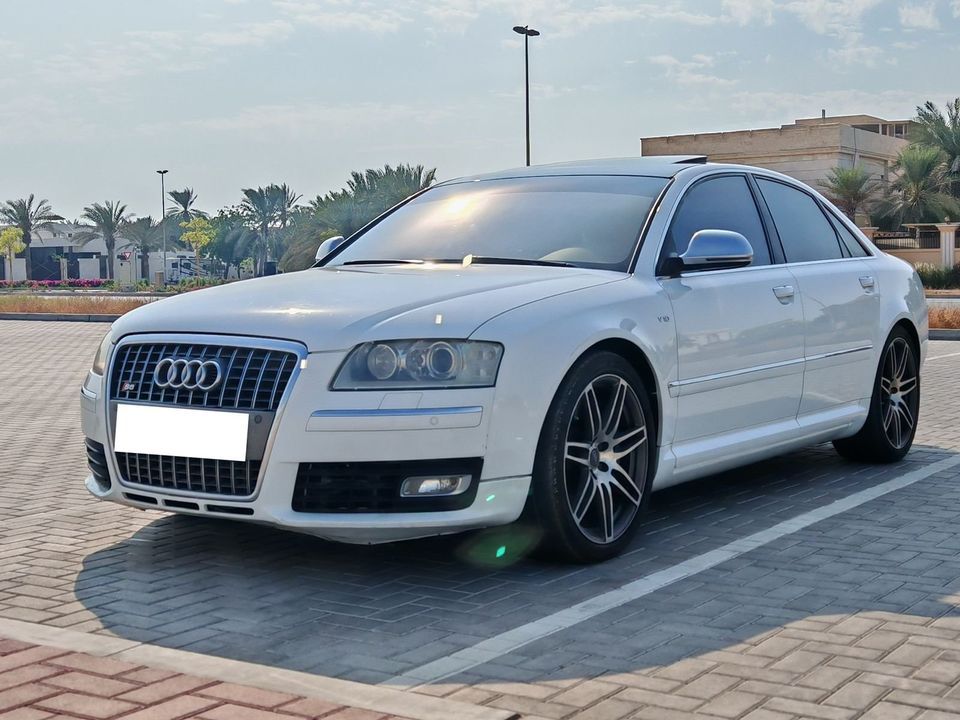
xmin=0 ymin=618 xmax=516 ymax=720
xmin=930 ymin=329 xmax=960 ymax=341
xmin=0 ymin=312 xmax=119 ymax=322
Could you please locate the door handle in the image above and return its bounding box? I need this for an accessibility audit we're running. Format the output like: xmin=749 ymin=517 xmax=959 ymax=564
xmin=859 ymin=275 xmax=875 ymax=290
xmin=772 ymin=285 xmax=795 ymax=303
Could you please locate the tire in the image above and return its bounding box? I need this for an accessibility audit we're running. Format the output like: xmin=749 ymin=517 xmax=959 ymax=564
xmin=833 ymin=326 xmax=920 ymax=463
xmin=530 ymin=351 xmax=656 ymax=563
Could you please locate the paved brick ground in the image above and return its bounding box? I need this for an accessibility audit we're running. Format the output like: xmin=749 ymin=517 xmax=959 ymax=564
xmin=0 ymin=636 xmax=410 ymax=719
xmin=2 ymin=319 xmax=960 ymax=719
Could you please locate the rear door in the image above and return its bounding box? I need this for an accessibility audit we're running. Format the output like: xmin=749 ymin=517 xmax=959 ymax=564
xmin=659 ymin=174 xmax=805 ymax=448
xmin=753 ymin=177 xmax=880 ymax=418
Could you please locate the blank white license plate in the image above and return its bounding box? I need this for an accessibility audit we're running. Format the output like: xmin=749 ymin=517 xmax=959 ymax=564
xmin=114 ymin=404 xmax=249 ymax=462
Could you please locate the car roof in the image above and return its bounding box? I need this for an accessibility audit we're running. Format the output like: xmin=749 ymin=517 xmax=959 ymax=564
xmin=437 ymin=156 xmax=712 ymax=184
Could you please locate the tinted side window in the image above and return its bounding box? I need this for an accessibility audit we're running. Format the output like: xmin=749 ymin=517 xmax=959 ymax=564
xmin=827 ymin=212 xmax=869 ymax=257
xmin=756 ymin=179 xmax=844 ymax=263
xmin=665 ymin=176 xmax=770 ymax=266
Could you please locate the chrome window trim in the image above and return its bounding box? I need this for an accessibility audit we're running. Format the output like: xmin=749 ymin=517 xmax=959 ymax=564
xmin=104 ymin=333 xmax=307 ymax=502
xmin=651 ymin=167 xmax=878 ymax=278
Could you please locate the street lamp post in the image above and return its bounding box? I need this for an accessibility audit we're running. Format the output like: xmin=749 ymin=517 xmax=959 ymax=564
xmin=512 ymin=25 xmax=540 ymax=167
xmin=156 ymin=169 xmax=168 ymax=285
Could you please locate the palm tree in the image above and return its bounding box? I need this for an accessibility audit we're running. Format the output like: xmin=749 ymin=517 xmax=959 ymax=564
xmin=879 ymin=146 xmax=960 ymax=226
xmin=240 ymin=187 xmax=278 ymax=275
xmin=818 ymin=166 xmax=879 ymax=221
xmin=268 ymin=184 xmax=302 ymax=230
xmin=120 ymin=216 xmax=163 ymax=282
xmin=209 ymin=213 xmax=257 ymax=279
xmin=914 ymin=99 xmax=960 ymax=196
xmin=167 ymin=188 xmax=206 ymax=223
xmin=372 ymin=164 xmax=437 ymax=206
xmin=0 ymin=195 xmax=63 ymax=280
xmin=77 ymin=201 xmax=132 ymax=280
xmin=309 ymin=163 xmax=437 ymax=239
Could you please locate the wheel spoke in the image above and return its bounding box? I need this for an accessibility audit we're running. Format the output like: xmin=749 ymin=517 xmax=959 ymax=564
xmin=884 ymin=343 xmax=896 ymax=379
xmin=598 ymin=484 xmax=615 ymax=543
xmin=604 ymin=380 xmax=628 ymax=435
xmin=894 ymin=341 xmax=909 ymax=380
xmin=883 ymin=403 xmax=896 ymax=431
xmin=583 ymin=383 xmax=603 ymax=438
xmin=573 ymin=477 xmax=597 ymax=522
xmin=897 ymin=402 xmax=915 ymax=431
xmin=899 ymin=376 xmax=917 ymax=396
xmin=880 ymin=376 xmax=893 ymax=395
xmin=609 ymin=463 xmax=642 ymax=506
xmin=891 ymin=404 xmax=902 ymax=447
xmin=565 ymin=441 xmax=592 ymax=467
xmin=611 ymin=424 xmax=647 ymax=460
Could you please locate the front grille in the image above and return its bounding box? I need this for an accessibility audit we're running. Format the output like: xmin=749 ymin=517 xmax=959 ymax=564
xmin=85 ymin=439 xmax=111 ymax=490
xmin=110 ymin=342 xmax=297 ymax=411
xmin=292 ymin=459 xmax=482 ymax=513
xmin=115 ymin=452 xmax=261 ymax=496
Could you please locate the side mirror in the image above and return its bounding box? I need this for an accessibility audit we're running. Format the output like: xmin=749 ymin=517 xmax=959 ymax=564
xmin=315 ymin=236 xmax=346 ymax=263
xmin=678 ymin=230 xmax=753 ymax=272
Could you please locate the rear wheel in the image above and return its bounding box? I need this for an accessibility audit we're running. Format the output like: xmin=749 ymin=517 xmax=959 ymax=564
xmin=531 ymin=352 xmax=655 ymax=563
xmin=833 ymin=327 xmax=919 ymax=463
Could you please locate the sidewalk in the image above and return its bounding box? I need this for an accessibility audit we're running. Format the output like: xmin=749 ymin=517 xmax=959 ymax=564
xmin=0 ymin=637 xmax=411 ymax=720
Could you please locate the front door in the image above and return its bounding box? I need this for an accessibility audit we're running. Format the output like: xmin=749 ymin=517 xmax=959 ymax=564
xmin=659 ymin=174 xmax=805 ymax=448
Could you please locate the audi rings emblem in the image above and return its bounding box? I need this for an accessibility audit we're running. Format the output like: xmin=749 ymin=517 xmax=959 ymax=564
xmin=153 ymin=357 xmax=224 ymax=392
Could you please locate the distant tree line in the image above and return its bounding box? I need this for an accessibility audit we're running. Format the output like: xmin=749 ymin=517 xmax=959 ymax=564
xmin=0 ymin=164 xmax=437 ymax=281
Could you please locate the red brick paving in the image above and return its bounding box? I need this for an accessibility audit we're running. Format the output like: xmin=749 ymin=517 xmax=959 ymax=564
xmin=0 ymin=638 xmax=412 ymax=720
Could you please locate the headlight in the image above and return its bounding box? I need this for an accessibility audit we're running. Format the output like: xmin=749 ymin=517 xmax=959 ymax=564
xmin=333 ymin=340 xmax=503 ymax=390
xmin=91 ymin=331 xmax=114 ymax=375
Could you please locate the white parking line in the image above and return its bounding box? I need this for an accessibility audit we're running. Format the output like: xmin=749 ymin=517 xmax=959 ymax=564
xmin=384 ymin=453 xmax=960 ymax=689
xmin=926 ymin=350 xmax=960 ymax=361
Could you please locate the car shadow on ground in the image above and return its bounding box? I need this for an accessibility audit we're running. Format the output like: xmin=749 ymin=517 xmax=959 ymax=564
xmin=74 ymin=443 xmax=960 ymax=683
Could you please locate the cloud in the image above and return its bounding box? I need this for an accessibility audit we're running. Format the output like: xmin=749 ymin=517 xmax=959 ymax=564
xmin=271 ymin=1 xmax=723 ymax=37
xmin=954 ymin=0 xmax=960 ymax=17
xmin=273 ymin=0 xmax=411 ymax=33
xmin=781 ymin=0 xmax=883 ymax=37
xmin=726 ymin=89 xmax=935 ymax=123
xmin=826 ymin=38 xmax=883 ymax=68
xmin=721 ymin=0 xmax=775 ymax=25
xmin=199 ymin=20 xmax=294 ymax=47
xmin=898 ymin=2 xmax=940 ymax=29
xmin=649 ymin=54 xmax=736 ymax=87
xmin=140 ymin=101 xmax=455 ymax=138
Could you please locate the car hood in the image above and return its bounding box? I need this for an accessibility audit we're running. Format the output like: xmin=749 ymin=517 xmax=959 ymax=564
xmin=111 ymin=265 xmax=623 ymax=351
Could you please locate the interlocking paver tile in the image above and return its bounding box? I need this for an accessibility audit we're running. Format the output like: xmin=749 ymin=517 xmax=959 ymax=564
xmin=6 ymin=322 xmax=960 ymax=718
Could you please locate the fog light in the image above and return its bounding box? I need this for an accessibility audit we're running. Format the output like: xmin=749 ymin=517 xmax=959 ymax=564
xmin=400 ymin=474 xmax=472 ymax=497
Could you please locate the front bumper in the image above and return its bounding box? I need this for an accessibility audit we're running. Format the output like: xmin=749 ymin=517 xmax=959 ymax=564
xmin=80 ymin=341 xmax=531 ymax=544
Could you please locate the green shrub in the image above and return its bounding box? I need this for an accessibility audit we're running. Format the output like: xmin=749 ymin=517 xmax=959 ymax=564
xmin=915 ymin=263 xmax=960 ymax=289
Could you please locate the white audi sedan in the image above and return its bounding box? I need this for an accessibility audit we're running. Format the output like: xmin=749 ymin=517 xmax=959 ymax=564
xmin=81 ymin=157 xmax=927 ymax=562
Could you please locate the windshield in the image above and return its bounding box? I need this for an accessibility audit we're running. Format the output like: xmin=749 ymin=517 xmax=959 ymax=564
xmin=329 ymin=175 xmax=668 ymax=272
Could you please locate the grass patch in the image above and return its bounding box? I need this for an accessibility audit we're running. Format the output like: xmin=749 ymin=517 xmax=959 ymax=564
xmin=929 ymin=305 xmax=960 ymax=330
xmin=0 ymin=295 xmax=153 ymax=315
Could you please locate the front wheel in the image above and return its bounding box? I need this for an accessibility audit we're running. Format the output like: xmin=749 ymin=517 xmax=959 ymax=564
xmin=530 ymin=352 xmax=655 ymax=563
xmin=834 ymin=327 xmax=920 ymax=463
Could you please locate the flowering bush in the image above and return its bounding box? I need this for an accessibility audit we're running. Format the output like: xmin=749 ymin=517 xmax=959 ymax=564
xmin=0 ymin=276 xmax=233 ymax=293
xmin=0 ymin=278 xmax=108 ymax=289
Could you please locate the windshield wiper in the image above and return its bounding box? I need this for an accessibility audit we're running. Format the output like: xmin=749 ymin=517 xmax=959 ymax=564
xmin=340 ymin=259 xmax=425 ymax=266
xmin=432 ymin=256 xmax=576 ymax=268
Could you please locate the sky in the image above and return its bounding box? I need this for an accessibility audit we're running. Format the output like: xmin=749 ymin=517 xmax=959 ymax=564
xmin=0 ymin=0 xmax=958 ymax=220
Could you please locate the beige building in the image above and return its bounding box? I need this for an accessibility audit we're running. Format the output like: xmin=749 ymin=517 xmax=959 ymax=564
xmin=642 ymin=114 xmax=914 ymax=188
